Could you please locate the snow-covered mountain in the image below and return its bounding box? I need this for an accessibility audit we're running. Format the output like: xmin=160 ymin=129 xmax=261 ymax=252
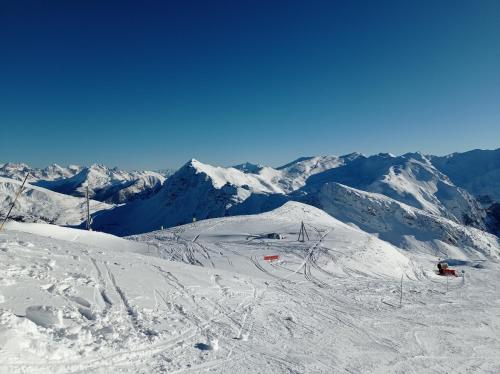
xmin=2 ymin=150 xmax=500 ymax=244
xmin=90 ymin=152 xmax=492 ymax=238
xmin=92 ymin=159 xmax=284 ymax=235
xmin=429 ymin=148 xmax=500 ymax=205
xmin=308 ymin=182 xmax=499 ymax=259
xmin=34 ymin=164 xmax=165 ymax=204
xmin=0 ymin=162 xmax=165 ymax=205
xmin=429 ymin=148 xmax=500 ymax=233
xmin=0 ymin=177 xmax=112 ymax=225
xmin=0 ymin=162 xmax=82 ymax=182
xmin=1 ymin=158 xmax=500 ymax=373
xmin=300 ymin=152 xmax=486 ymax=230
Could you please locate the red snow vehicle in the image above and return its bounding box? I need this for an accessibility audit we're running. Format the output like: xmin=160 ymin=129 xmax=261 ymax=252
xmin=437 ymin=262 xmax=458 ymax=277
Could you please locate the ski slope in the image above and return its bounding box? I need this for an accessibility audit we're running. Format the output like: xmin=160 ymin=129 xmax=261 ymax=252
xmin=1 ymin=203 xmax=499 ymax=373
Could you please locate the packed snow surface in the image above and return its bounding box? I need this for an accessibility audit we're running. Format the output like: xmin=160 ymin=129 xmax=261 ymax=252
xmin=1 ymin=202 xmax=499 ymax=373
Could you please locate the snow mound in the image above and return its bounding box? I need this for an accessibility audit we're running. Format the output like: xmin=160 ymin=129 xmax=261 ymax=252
xmin=131 ymin=201 xmax=412 ymax=279
xmin=3 ymin=221 xmax=148 ymax=253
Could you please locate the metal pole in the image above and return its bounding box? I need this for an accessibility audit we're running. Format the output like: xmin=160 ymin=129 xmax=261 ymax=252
xmin=0 ymin=173 xmax=30 ymax=231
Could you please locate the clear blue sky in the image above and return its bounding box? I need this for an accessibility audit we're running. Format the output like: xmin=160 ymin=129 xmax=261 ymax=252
xmin=1 ymin=0 xmax=499 ymax=170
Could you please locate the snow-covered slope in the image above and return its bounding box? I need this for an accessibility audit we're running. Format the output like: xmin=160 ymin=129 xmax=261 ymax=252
xmin=35 ymin=164 xmax=165 ymax=204
xmin=275 ymin=154 xmax=360 ymax=191
xmin=1 ymin=204 xmax=499 ymax=373
xmin=430 ymin=148 xmax=500 ymax=205
xmin=430 ymin=149 xmax=500 ymax=234
xmin=0 ymin=177 xmax=112 ymax=226
xmin=310 ymin=183 xmax=499 ymax=260
xmin=302 ymin=152 xmax=486 ymax=229
xmin=129 ymin=201 xmax=412 ymax=278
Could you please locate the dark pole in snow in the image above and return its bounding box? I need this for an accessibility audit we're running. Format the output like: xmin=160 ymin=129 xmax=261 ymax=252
xmin=0 ymin=173 xmax=30 ymax=231
xmin=86 ymin=186 xmax=91 ymax=231
xmin=399 ymin=274 xmax=403 ymax=308
xmin=298 ymin=221 xmax=310 ymax=242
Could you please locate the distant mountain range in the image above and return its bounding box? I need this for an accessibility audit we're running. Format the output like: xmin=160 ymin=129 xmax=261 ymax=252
xmin=0 ymin=163 xmax=167 ymax=204
xmin=1 ymin=149 xmax=499 ymax=255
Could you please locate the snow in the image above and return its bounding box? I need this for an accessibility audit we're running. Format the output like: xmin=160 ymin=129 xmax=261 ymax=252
xmin=90 ymin=156 xmax=353 ymax=235
xmin=0 ymin=162 xmax=165 ymax=205
xmin=87 ymin=152 xmax=489 ymax=236
xmin=2 ymin=151 xmax=500 ymax=372
xmin=34 ymin=164 xmax=165 ymax=204
xmin=0 ymin=177 xmax=112 ymax=226
xmin=1 ymin=202 xmax=499 ymax=373
xmin=2 ymin=221 xmax=148 ymax=253
xmin=0 ymin=162 xmax=82 ymax=182
xmin=302 ymin=152 xmax=486 ymax=229
xmin=430 ymin=148 xmax=500 ymax=204
xmin=189 ymin=159 xmax=283 ymax=193
xmin=314 ymin=182 xmax=499 ymax=259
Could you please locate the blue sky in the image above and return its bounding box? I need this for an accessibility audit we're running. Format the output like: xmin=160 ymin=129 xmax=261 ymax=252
xmin=1 ymin=0 xmax=499 ymax=170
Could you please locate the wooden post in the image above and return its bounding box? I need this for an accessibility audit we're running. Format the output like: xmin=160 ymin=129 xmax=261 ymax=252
xmin=399 ymin=274 xmax=403 ymax=308
xmin=85 ymin=186 xmax=92 ymax=231
xmin=0 ymin=173 xmax=30 ymax=231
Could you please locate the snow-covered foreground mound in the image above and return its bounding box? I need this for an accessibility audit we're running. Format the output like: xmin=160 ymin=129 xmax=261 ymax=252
xmin=1 ymin=203 xmax=500 ymax=373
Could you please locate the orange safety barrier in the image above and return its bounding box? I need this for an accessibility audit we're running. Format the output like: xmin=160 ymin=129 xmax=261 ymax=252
xmin=264 ymin=255 xmax=279 ymax=261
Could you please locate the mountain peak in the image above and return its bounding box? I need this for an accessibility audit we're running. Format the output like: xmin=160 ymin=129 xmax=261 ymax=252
xmin=232 ymin=162 xmax=264 ymax=174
